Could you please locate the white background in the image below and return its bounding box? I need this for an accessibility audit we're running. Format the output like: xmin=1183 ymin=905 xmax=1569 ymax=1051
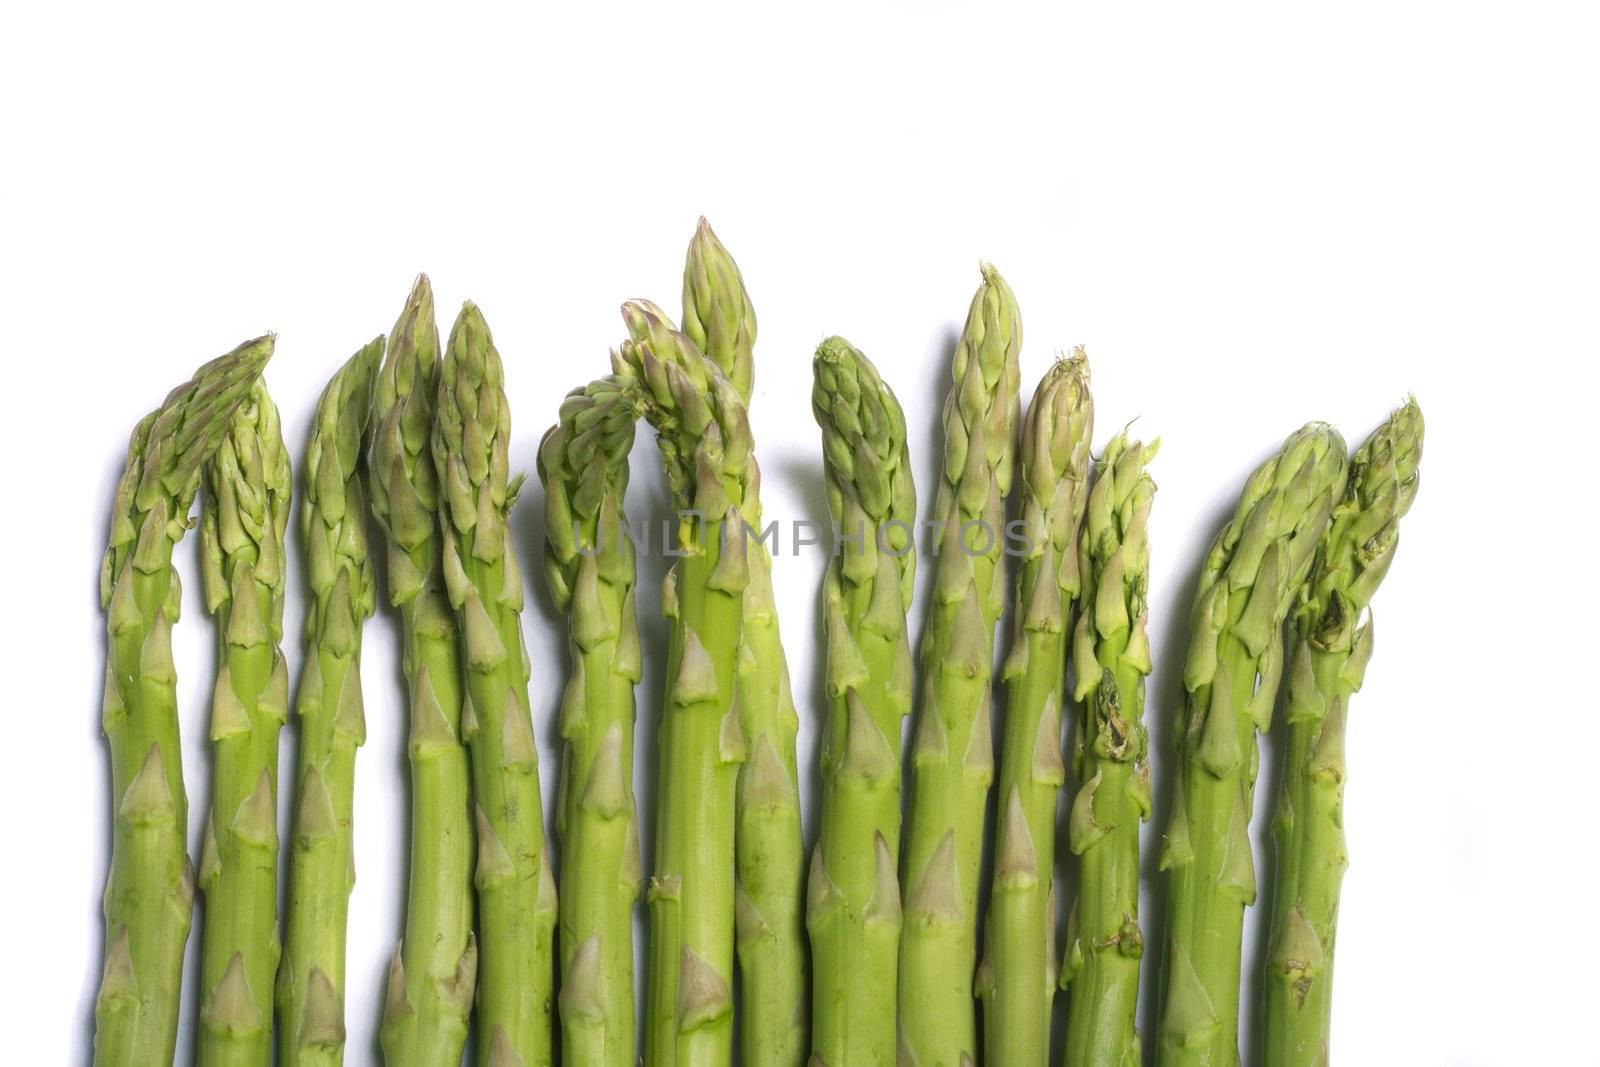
xmin=3 ymin=3 xmax=1595 ymax=1064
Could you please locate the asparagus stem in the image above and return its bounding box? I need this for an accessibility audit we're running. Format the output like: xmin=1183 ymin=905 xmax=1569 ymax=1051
xmin=899 ymin=263 xmax=1022 ymax=1066
xmin=95 ymin=338 xmax=271 ymax=1067
xmin=1061 ymin=430 xmax=1158 ymax=1067
xmin=277 ymin=339 xmax=384 ymax=1067
xmin=682 ymin=220 xmax=808 ymax=1067
xmin=617 ymin=303 xmax=755 ymax=1067
xmin=1261 ymin=402 xmax=1422 ymax=1066
xmin=196 ymin=380 xmax=292 ymax=1067
xmin=977 ymin=354 xmax=1094 ymax=1067
xmin=1156 ymin=423 xmax=1348 ymax=1067
xmin=538 ymin=375 xmax=645 ymax=1066
xmin=371 ymin=277 xmax=477 ymax=1067
xmin=807 ymin=337 xmax=918 ymax=1067
xmin=432 ymin=303 xmax=557 ymax=1066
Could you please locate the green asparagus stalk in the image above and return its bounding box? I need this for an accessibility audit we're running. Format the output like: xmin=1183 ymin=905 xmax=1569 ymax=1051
xmin=196 ymin=380 xmax=292 ymax=1066
xmin=616 ymin=303 xmax=755 ymax=1067
xmin=682 ymin=216 xmax=756 ymax=403
xmin=899 ymin=264 xmax=1022 ymax=1066
xmin=537 ymin=375 xmax=644 ymax=1066
xmin=432 ymin=302 xmax=557 ymax=1066
xmin=976 ymin=353 xmax=1094 ymax=1067
xmin=373 ymin=278 xmax=478 ymax=1067
xmin=1060 ymin=430 xmax=1158 ymax=1067
xmin=277 ymin=338 xmax=384 ymax=1067
xmin=1156 ymin=423 xmax=1348 ymax=1067
xmin=681 ymin=220 xmax=808 ymax=1067
xmin=95 ymin=337 xmax=271 ymax=1067
xmin=1261 ymin=401 xmax=1422 ymax=1066
xmin=806 ymin=337 xmax=918 ymax=1067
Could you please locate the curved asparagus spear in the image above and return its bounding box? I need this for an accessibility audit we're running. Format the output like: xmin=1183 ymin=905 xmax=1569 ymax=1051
xmin=95 ymin=337 xmax=271 ymax=1067
xmin=1061 ymin=430 xmax=1158 ymax=1067
xmin=537 ymin=375 xmax=644 ymax=1066
xmin=277 ymin=338 xmax=384 ymax=1067
xmin=977 ymin=353 xmax=1093 ymax=1067
xmin=372 ymin=277 xmax=478 ymax=1067
xmin=196 ymin=380 xmax=291 ymax=1067
xmin=681 ymin=220 xmax=808 ymax=1066
xmin=1156 ymin=423 xmax=1348 ymax=1067
xmin=616 ymin=304 xmax=754 ymax=1067
xmin=898 ymin=264 xmax=1022 ymax=1066
xmin=1261 ymin=401 xmax=1422 ymax=1066
xmin=807 ymin=337 xmax=917 ymax=1067
xmin=432 ymin=302 xmax=556 ymax=1067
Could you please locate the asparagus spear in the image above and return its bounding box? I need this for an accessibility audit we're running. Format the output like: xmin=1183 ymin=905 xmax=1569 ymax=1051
xmin=1156 ymin=423 xmax=1348 ymax=1067
xmin=432 ymin=303 xmax=557 ymax=1067
xmin=196 ymin=379 xmax=292 ymax=1067
xmin=95 ymin=337 xmax=271 ymax=1067
xmin=976 ymin=353 xmax=1094 ymax=1067
xmin=1261 ymin=401 xmax=1422 ymax=1066
xmin=616 ymin=304 xmax=754 ymax=1067
xmin=371 ymin=277 xmax=477 ymax=1067
xmin=807 ymin=337 xmax=918 ymax=1067
xmin=277 ymin=338 xmax=384 ymax=1067
xmin=898 ymin=264 xmax=1022 ymax=1066
xmin=681 ymin=220 xmax=808 ymax=1067
xmin=537 ymin=375 xmax=645 ymax=1066
xmin=1061 ymin=430 xmax=1158 ymax=1067
xmin=682 ymin=216 xmax=756 ymax=403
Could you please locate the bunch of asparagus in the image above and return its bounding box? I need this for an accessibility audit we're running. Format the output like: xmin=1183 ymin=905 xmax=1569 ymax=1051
xmin=91 ymin=221 xmax=1421 ymax=1067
